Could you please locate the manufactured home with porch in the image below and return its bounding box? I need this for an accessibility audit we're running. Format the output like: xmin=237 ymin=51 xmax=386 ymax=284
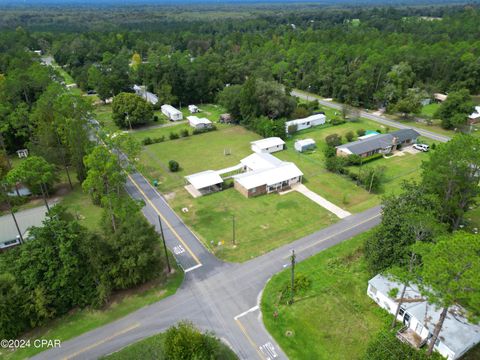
xmin=367 ymin=274 xmax=480 ymax=360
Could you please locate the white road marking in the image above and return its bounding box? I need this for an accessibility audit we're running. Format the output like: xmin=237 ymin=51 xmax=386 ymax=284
xmin=173 ymin=245 xmax=185 ymax=255
xmin=259 ymin=342 xmax=278 ymax=359
xmin=234 ymin=305 xmax=260 ymax=320
xmin=184 ymin=264 xmax=203 ymax=273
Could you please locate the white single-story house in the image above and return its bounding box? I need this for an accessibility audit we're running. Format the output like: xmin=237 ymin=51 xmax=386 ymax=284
xmin=294 ymin=139 xmax=316 ymax=152
xmin=251 ymin=137 xmax=285 ymax=154
xmin=188 ymin=105 xmax=199 ymax=113
xmin=161 ymin=104 xmax=183 ymax=121
xmin=133 ymin=85 xmax=158 ymax=105
xmin=367 ymin=274 xmax=480 ymax=360
xmin=187 ymin=116 xmax=212 ymax=130
xmin=185 ymin=170 xmax=223 ymax=197
xmin=240 ymin=152 xmax=283 ymax=172
xmin=285 ymin=113 xmax=326 ymax=134
xmin=434 ymin=93 xmax=448 ymax=102
xmin=468 ymin=106 xmax=480 ymax=124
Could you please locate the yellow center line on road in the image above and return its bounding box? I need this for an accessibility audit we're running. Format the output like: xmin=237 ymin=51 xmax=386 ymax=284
xmin=285 ymin=213 xmax=381 ymax=258
xmin=64 ymin=322 xmax=140 ymax=360
xmin=234 ymin=318 xmax=266 ymax=360
xmin=127 ymin=174 xmax=202 ymax=266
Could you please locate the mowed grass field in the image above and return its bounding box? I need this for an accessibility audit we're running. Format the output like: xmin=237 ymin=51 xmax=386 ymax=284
xmin=261 ymin=230 xmax=389 ymax=360
xmin=138 ymin=125 xmax=339 ymax=262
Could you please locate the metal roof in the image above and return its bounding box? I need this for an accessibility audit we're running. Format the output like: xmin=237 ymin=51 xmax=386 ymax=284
xmin=0 ymin=205 xmax=48 ymax=244
xmin=251 ymin=137 xmax=285 ymax=150
xmin=187 ymin=116 xmax=212 ymax=126
xmin=240 ymin=152 xmax=283 ymax=171
xmin=185 ymin=170 xmax=223 ymax=190
xmin=233 ymin=162 xmax=303 ymax=189
xmin=369 ymin=274 xmax=480 ymax=356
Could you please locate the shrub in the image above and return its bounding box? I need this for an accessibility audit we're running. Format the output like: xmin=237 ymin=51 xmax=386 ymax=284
xmin=325 ymin=133 xmax=342 ymax=147
xmin=153 ymin=115 xmax=159 ymax=122
xmin=325 ymin=156 xmax=346 ymax=173
xmin=224 ymin=178 xmax=234 ymax=189
xmin=168 ymin=160 xmax=180 ymax=172
xmin=169 ymin=132 xmax=179 ymax=140
xmin=142 ymin=137 xmax=153 ymax=145
xmin=180 ymin=129 xmax=190 ymax=137
xmin=153 ymin=136 xmax=165 ymax=143
xmin=356 ymin=128 xmax=366 ymax=136
xmin=345 ymin=131 xmax=355 ymax=142
xmin=331 ymin=117 xmax=346 ymax=126
xmin=323 ymin=146 xmax=337 ymax=158
xmin=431 ymin=143 xmax=436 ymax=150
xmin=376 ymin=129 xmax=382 ymax=133
xmin=346 ymin=154 xmax=362 ymax=165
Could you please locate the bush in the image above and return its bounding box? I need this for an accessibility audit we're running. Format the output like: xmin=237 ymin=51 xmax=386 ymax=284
xmin=168 ymin=160 xmax=179 ymax=172
xmin=169 ymin=132 xmax=179 ymax=140
xmin=331 ymin=117 xmax=346 ymax=126
xmin=323 ymin=146 xmax=336 ymax=158
xmin=325 ymin=156 xmax=346 ymax=173
xmin=180 ymin=129 xmax=190 ymax=137
xmin=431 ymin=143 xmax=436 ymax=150
xmin=376 ymin=129 xmax=382 ymax=133
xmin=153 ymin=115 xmax=159 ymax=122
xmin=154 ymin=136 xmax=165 ymax=143
xmin=345 ymin=131 xmax=355 ymax=142
xmin=356 ymin=129 xmax=366 ymax=137
xmin=224 ymin=178 xmax=234 ymax=189
xmin=346 ymin=154 xmax=362 ymax=165
xmin=142 ymin=137 xmax=153 ymax=145
xmin=325 ymin=133 xmax=342 ymax=147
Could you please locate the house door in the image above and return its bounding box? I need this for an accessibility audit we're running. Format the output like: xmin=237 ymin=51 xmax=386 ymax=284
xmin=403 ymin=313 xmax=411 ymax=326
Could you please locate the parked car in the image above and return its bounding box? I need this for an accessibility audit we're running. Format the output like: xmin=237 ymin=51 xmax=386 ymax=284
xmin=413 ymin=143 xmax=429 ymax=152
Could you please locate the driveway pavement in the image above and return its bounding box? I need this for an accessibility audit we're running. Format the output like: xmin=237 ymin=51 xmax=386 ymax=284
xmin=293 ymin=183 xmax=351 ymax=218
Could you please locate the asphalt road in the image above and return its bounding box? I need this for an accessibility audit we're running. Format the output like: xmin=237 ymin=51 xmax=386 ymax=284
xmin=33 ymin=169 xmax=382 ymax=360
xmin=290 ymin=89 xmax=451 ymax=143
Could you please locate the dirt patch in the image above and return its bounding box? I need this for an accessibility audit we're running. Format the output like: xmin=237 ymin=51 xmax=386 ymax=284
xmin=342 ymin=247 xmax=364 ymax=265
xmin=164 ymin=191 xmax=176 ymax=201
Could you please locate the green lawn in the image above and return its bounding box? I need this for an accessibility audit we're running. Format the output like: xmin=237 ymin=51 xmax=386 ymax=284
xmin=261 ymin=230 xmax=390 ymax=360
xmin=1 ymin=268 xmax=184 ymax=360
xmin=131 ymin=123 xmax=192 ymax=143
xmin=171 ymin=187 xmax=337 ymax=262
xmin=420 ymin=103 xmax=440 ymax=118
xmin=60 ymin=184 xmax=103 ymax=232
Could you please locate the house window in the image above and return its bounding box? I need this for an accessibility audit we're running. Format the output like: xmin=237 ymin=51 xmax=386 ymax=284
xmin=369 ymin=285 xmax=377 ymax=295
xmin=415 ymin=323 xmax=423 ymax=334
xmin=399 ymin=307 xmax=405 ymax=316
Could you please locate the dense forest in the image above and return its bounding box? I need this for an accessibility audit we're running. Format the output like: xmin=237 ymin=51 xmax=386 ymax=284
xmin=2 ymin=4 xmax=480 ymax=149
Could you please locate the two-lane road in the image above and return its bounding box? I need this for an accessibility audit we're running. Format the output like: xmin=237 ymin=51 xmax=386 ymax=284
xmin=291 ymin=89 xmax=451 ymax=143
xmin=34 ymin=169 xmax=382 ymax=360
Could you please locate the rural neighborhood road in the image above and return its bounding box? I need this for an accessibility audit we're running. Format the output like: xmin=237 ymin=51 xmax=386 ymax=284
xmin=33 ymin=170 xmax=382 ymax=360
xmin=291 ymin=89 xmax=452 ymax=143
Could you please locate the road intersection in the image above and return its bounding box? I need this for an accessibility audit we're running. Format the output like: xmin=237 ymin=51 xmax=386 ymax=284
xmin=33 ymin=94 xmax=448 ymax=360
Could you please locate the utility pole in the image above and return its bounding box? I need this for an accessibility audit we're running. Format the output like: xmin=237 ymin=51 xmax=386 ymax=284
xmin=289 ymin=249 xmax=296 ymax=305
xmin=368 ymin=169 xmax=376 ymax=193
xmin=2 ymin=184 xmax=23 ymax=243
xmin=158 ymin=215 xmax=171 ymax=273
xmin=232 ymin=214 xmax=236 ymax=246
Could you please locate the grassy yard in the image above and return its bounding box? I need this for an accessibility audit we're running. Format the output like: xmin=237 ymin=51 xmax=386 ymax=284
xmin=261 ymin=230 xmax=390 ymax=360
xmin=1 ymin=268 xmax=184 ymax=360
xmin=171 ymin=188 xmax=337 ymax=262
xmin=60 ymin=184 xmax=103 ymax=232
xmin=420 ymin=103 xmax=440 ymax=118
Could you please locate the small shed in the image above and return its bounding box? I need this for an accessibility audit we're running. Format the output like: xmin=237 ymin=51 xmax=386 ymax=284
xmin=294 ymin=139 xmax=316 ymax=152
xmin=434 ymin=93 xmax=448 ymax=102
xmin=219 ymin=113 xmax=232 ymax=123
xmin=188 ymin=105 xmax=199 ymax=113
xmin=16 ymin=149 xmax=28 ymax=158
xmin=251 ymin=137 xmax=285 ymax=154
xmin=161 ymin=105 xmax=183 ymax=121
xmin=187 ymin=116 xmax=212 ymax=129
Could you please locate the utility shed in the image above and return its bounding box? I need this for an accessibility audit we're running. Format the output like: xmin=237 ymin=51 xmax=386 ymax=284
xmin=188 ymin=105 xmax=199 ymax=113
xmin=294 ymin=139 xmax=316 ymax=152
xmin=184 ymin=170 xmax=223 ymax=197
xmin=251 ymin=137 xmax=285 ymax=154
xmin=367 ymin=274 xmax=480 ymax=360
xmin=187 ymin=116 xmax=212 ymax=129
xmin=161 ymin=104 xmax=183 ymax=121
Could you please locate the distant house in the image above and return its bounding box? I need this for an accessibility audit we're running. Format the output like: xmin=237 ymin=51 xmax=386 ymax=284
xmin=251 ymin=137 xmax=285 ymax=154
xmin=161 ymin=104 xmax=183 ymax=121
xmin=233 ymin=153 xmax=303 ymax=198
xmin=294 ymin=139 xmax=316 ymax=152
xmin=133 ymin=85 xmax=158 ymax=105
xmin=336 ymin=129 xmax=420 ymax=157
xmin=434 ymin=93 xmax=448 ymax=102
xmin=187 ymin=116 xmax=212 ymax=130
xmin=468 ymin=106 xmax=480 ymax=124
xmin=188 ymin=105 xmax=199 ymax=113
xmin=285 ymin=113 xmax=326 ymax=134
xmin=368 ymin=274 xmax=480 ymax=360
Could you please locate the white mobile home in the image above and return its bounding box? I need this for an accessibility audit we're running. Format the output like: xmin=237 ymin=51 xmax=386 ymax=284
xmin=187 ymin=116 xmax=212 ymax=129
xmin=133 ymin=85 xmax=158 ymax=105
xmin=251 ymin=137 xmax=285 ymax=154
xmin=285 ymin=113 xmax=326 ymax=134
xmin=294 ymin=139 xmax=316 ymax=152
xmin=367 ymin=274 xmax=480 ymax=360
xmin=161 ymin=105 xmax=183 ymax=121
